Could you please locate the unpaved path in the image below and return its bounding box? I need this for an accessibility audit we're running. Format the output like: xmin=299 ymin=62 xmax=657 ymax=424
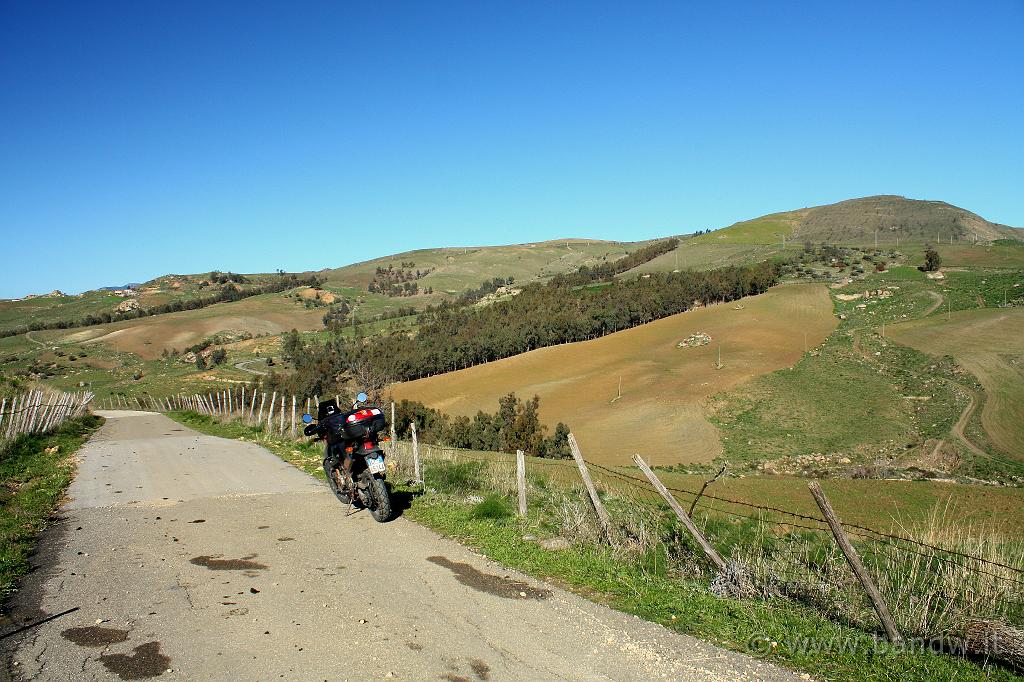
xmin=1 ymin=411 xmax=797 ymax=681
xmin=942 ymin=380 xmax=989 ymax=459
xmin=24 ymin=331 xmax=46 ymax=347
xmin=234 ymin=359 xmax=269 ymax=376
xmin=921 ymin=290 xmax=943 ymax=317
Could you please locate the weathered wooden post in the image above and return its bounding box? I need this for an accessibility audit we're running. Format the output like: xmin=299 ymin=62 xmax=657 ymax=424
xmin=634 ymin=454 xmax=725 ymax=572
xmin=291 ymin=395 xmax=296 ymax=436
xmin=516 ymin=449 xmax=527 ymax=517
xmin=410 ymin=421 xmax=421 ymax=483
xmin=258 ymin=392 xmax=267 ymax=424
xmin=809 ymin=481 xmax=902 ymax=644
xmin=567 ymin=433 xmax=612 ymax=541
xmin=279 ymin=394 xmax=285 ymax=434
xmin=267 ymin=391 xmax=277 ymax=430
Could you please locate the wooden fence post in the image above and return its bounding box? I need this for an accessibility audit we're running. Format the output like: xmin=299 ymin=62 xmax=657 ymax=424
xmin=410 ymin=422 xmax=421 ymax=483
xmin=516 ymin=449 xmax=527 ymax=517
xmin=267 ymin=391 xmax=277 ymax=430
xmin=290 ymin=396 xmax=296 ymax=437
xmin=567 ymin=433 xmax=613 ymax=541
xmin=258 ymin=392 xmax=267 ymax=424
xmin=279 ymin=394 xmax=285 ymax=434
xmin=809 ymin=481 xmax=903 ymax=644
xmin=633 ymin=454 xmax=726 ymax=572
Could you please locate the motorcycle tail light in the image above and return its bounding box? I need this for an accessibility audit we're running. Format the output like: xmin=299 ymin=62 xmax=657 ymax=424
xmin=345 ymin=446 xmax=354 ymax=453
xmin=363 ymin=441 xmax=373 ymax=450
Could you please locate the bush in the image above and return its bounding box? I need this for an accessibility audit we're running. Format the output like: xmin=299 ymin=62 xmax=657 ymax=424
xmin=471 ymin=494 xmax=513 ymax=521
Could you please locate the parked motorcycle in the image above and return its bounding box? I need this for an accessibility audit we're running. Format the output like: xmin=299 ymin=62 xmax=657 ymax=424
xmin=302 ymin=392 xmax=392 ymax=522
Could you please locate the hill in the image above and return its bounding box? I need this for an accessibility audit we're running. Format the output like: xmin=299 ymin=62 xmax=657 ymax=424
xmin=391 ymin=284 xmax=837 ymax=466
xmin=692 ymin=195 xmax=1019 ymax=248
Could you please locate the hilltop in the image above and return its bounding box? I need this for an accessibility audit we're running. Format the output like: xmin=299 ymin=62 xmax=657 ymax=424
xmin=692 ymin=195 xmax=1020 ymax=247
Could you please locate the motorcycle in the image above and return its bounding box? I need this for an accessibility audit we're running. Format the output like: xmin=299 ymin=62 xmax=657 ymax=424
xmin=302 ymin=392 xmax=392 ymax=523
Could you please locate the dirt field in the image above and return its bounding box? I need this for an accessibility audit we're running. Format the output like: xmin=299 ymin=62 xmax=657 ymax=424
xmin=393 ymin=284 xmax=837 ymax=466
xmin=42 ymin=294 xmax=325 ymax=360
xmin=888 ymin=308 xmax=1024 ymax=460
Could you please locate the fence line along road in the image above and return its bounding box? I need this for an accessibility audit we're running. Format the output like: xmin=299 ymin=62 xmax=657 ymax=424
xmin=0 ymin=389 xmax=95 ymax=445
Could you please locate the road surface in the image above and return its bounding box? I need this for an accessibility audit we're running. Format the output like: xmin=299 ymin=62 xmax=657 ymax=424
xmin=1 ymin=411 xmax=799 ymax=681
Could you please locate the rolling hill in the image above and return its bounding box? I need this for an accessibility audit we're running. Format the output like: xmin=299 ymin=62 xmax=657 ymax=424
xmin=691 ymin=195 xmax=1020 ymax=248
xmin=392 ymin=284 xmax=837 ymax=466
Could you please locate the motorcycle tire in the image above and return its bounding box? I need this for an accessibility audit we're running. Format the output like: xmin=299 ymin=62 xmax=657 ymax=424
xmin=323 ymin=460 xmax=351 ymax=505
xmin=367 ymin=476 xmax=392 ymax=523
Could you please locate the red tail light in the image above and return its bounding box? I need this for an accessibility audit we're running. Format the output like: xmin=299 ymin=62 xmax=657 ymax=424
xmin=363 ymin=441 xmax=373 ymax=450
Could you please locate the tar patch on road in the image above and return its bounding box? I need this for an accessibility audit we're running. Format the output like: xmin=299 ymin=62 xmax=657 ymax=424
xmin=99 ymin=641 xmax=170 ymax=680
xmin=427 ymin=556 xmax=550 ymax=600
xmin=61 ymin=625 xmax=129 ymax=646
xmin=190 ymin=554 xmax=267 ymax=571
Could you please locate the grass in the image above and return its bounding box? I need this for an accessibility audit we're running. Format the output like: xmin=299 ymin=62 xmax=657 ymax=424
xmin=887 ymin=308 xmax=1024 ymax=462
xmin=0 ymin=415 xmax=103 ymax=606
xmin=406 ymin=492 xmax=1022 ymax=682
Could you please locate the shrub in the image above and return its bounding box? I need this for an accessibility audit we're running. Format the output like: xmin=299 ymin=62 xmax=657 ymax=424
xmin=471 ymin=494 xmax=513 ymax=521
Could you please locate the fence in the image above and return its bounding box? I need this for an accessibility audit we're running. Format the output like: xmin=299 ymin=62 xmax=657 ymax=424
xmin=105 ymin=389 xmax=1024 ymax=666
xmin=0 ymin=389 xmax=95 ymax=447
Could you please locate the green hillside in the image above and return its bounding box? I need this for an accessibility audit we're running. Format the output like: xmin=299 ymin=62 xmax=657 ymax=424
xmin=693 ymin=195 xmax=1020 ymax=249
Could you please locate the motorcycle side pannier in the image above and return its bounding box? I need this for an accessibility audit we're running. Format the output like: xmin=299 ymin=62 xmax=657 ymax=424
xmin=342 ymin=407 xmax=387 ymax=439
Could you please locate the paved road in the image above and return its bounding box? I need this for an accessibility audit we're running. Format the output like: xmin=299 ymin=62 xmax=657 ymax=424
xmin=2 ymin=411 xmax=799 ymax=681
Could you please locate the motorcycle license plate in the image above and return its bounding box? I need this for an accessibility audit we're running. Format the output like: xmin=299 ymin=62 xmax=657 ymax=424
xmin=366 ymin=455 xmax=385 ymax=474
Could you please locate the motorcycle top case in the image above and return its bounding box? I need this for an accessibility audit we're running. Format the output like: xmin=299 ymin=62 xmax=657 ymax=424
xmin=341 ymin=407 xmax=387 ymax=439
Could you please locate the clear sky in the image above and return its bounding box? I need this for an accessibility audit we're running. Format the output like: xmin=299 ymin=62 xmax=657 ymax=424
xmin=1 ymin=1 xmax=1022 ymax=298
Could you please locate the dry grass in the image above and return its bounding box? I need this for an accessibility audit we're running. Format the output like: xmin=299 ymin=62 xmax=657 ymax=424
xmin=878 ymin=504 xmax=1024 ymax=638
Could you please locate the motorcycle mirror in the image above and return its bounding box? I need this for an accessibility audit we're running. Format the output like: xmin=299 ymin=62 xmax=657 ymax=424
xmin=301 ymin=413 xmax=313 ymax=424
xmin=356 ymin=392 xmax=368 ymax=403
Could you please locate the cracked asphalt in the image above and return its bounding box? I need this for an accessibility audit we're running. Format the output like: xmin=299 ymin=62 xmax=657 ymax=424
xmin=1 ymin=411 xmax=802 ymax=681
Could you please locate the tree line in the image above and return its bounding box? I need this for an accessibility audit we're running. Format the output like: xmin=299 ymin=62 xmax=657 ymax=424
xmin=548 ymin=238 xmax=679 ymax=287
xmin=268 ymin=256 xmax=781 ymax=399
xmin=393 ymin=394 xmax=571 ymax=458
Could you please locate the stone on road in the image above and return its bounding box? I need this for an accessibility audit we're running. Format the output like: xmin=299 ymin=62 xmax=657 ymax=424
xmin=2 ymin=411 xmax=799 ymax=681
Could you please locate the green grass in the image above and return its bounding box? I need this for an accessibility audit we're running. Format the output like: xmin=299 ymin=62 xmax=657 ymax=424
xmin=708 ymin=271 xmax=1024 ymax=481
xmin=1 ymin=415 xmax=103 ymax=606
xmin=406 ymin=495 xmax=1022 ymax=682
xmin=690 ymin=214 xmax=801 ymax=245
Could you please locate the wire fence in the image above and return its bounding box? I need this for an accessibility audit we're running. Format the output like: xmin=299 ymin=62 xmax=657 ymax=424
xmin=107 ymin=390 xmax=1024 ymax=655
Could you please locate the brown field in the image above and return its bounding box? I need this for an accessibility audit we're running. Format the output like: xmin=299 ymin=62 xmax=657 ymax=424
xmin=393 ymin=284 xmax=837 ymax=466
xmin=888 ymin=308 xmax=1024 ymax=460
xmin=43 ymin=294 xmax=324 ymax=360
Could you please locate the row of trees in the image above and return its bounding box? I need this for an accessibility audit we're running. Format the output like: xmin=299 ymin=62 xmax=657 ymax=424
xmin=268 ymin=258 xmax=781 ymax=401
xmin=392 ymin=394 xmax=571 ymax=458
xmin=548 ymin=238 xmax=679 ymax=287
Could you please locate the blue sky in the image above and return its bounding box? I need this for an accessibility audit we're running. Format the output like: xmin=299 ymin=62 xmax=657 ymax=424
xmin=1 ymin=1 xmax=1021 ymax=297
